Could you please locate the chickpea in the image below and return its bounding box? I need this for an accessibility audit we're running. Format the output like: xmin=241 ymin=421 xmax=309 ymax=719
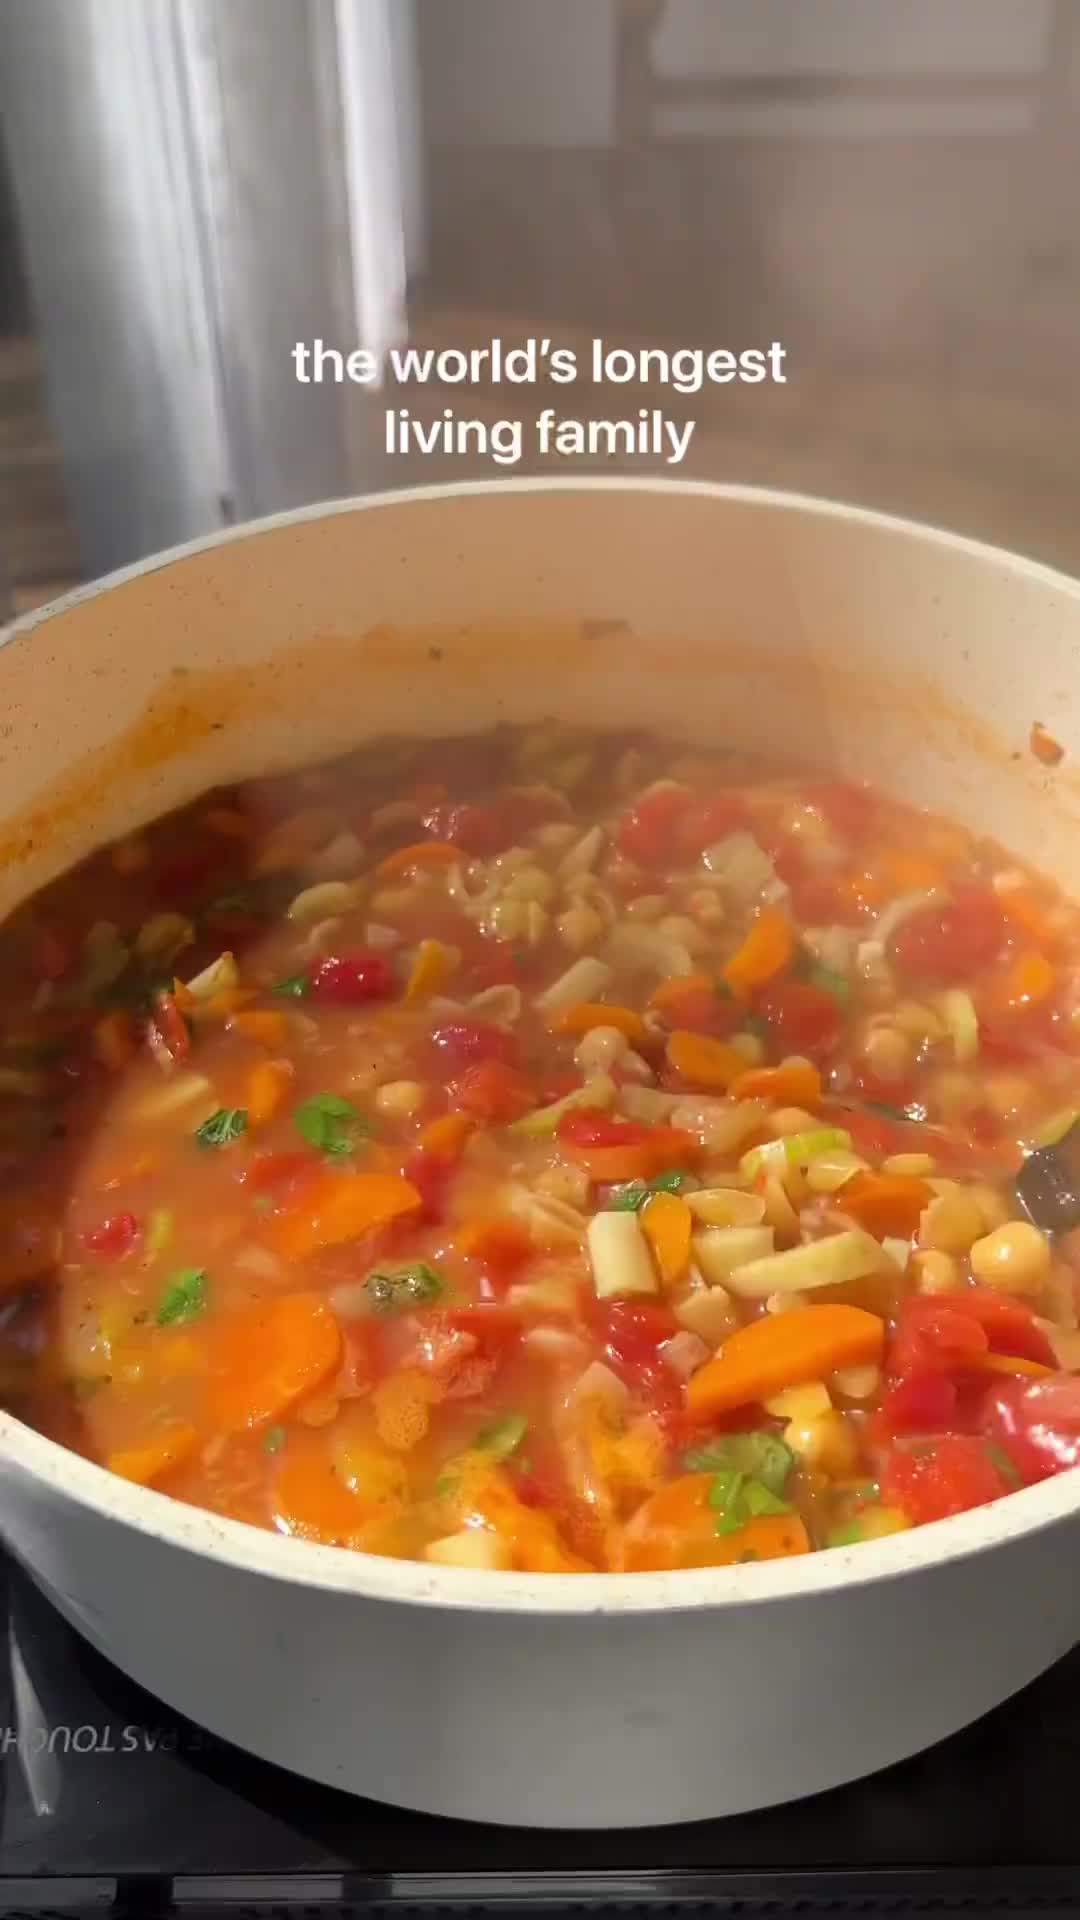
xmin=969 ymin=1221 xmax=1051 ymax=1297
xmin=911 ymin=1248 xmax=960 ymax=1294
xmin=730 ymin=1030 xmax=766 ymax=1065
xmin=966 ymin=1182 xmax=1012 ymax=1234
xmin=374 ymin=1079 xmax=426 ymax=1118
xmin=556 ymin=903 xmax=605 ymax=952
xmin=800 ymin=1410 xmax=861 ymax=1478
xmin=624 ymin=893 xmax=666 ymax=923
xmin=861 ymin=1025 xmax=912 ymax=1084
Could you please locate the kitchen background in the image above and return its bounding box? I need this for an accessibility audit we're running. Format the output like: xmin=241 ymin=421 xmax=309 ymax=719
xmin=1 ymin=0 xmax=1078 ymax=615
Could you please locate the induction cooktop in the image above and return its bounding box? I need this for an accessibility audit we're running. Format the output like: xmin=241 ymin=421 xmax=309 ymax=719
xmin=0 ymin=1549 xmax=1077 ymax=1918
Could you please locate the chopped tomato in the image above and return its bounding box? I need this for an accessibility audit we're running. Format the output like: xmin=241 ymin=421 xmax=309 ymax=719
xmin=400 ymin=1147 xmax=452 ymax=1224
xmin=147 ymin=990 xmax=190 ymax=1067
xmin=616 ymin=786 xmax=689 ymax=867
xmin=870 ymin=1371 xmax=959 ymax=1443
xmin=981 ymin=1375 xmax=1080 ymax=1483
xmin=754 ymin=979 xmax=842 ymax=1061
xmin=599 ymin=1298 xmax=680 ymax=1397
xmin=888 ymin=1296 xmax=990 ymax=1380
xmin=309 ymin=951 xmax=394 ymax=1004
xmin=881 ymin=1435 xmax=1012 ymax=1524
xmin=431 ymin=1021 xmax=515 ymax=1069
xmin=448 ymin=1060 xmax=536 ymax=1125
xmin=422 ymin=801 xmax=509 ymax=856
xmin=890 ymin=889 xmax=1006 ymax=987
xmin=675 ymin=791 xmax=748 ymax=860
xmin=801 ymin=781 xmax=875 ymax=843
xmin=84 ymin=1212 xmax=140 ymax=1260
xmin=558 ymin=1111 xmax=652 ymax=1149
xmin=942 ymin=1289 xmax=1054 ymax=1367
xmin=241 ymin=1150 xmax=318 ymax=1195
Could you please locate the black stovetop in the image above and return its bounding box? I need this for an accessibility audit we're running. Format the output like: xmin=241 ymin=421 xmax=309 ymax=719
xmin=0 ymin=1552 xmax=1079 ymax=1918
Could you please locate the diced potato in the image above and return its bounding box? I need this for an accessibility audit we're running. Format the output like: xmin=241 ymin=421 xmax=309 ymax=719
xmin=587 ymin=1210 xmax=658 ymax=1299
xmin=692 ymin=1225 xmax=775 ymax=1286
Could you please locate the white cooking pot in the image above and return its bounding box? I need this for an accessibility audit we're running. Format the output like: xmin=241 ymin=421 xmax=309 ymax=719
xmin=2 ymin=480 xmax=1080 ymax=1830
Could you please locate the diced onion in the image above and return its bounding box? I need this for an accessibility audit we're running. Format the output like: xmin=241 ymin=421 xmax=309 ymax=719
xmin=184 ymin=952 xmax=238 ymax=1001
xmin=938 ymin=988 xmax=979 ymax=1065
xmin=587 ymin=1210 xmax=658 ymax=1299
xmin=535 ymin=956 xmax=613 ymax=1013
xmin=135 ymin=913 xmax=195 ymax=966
xmin=873 ymin=888 xmax=945 ymax=947
xmin=701 ymin=831 xmax=783 ymax=903
xmin=557 ymin=825 xmax=605 ymax=877
xmin=741 ymin=1127 xmax=852 ymax=1181
xmin=605 ymin=924 xmax=694 ymax=978
xmin=566 ymin=1360 xmax=631 ymax=1418
xmin=132 ymin=1071 xmax=216 ymax=1122
xmin=509 ymin=1074 xmax=615 ymax=1138
xmin=506 ymin=1185 xmax=586 ymax=1246
xmin=671 ymin=1097 xmax=769 ymax=1155
xmin=673 ymin=1285 xmax=739 ymax=1347
xmin=725 ymin=1228 xmax=895 ymax=1300
xmin=801 ymin=925 xmax=857 ymax=976
xmin=692 ymin=1224 xmax=775 ymax=1285
xmin=659 ymin=1331 xmax=710 ymax=1380
xmin=468 ymin=984 xmax=522 ymax=1025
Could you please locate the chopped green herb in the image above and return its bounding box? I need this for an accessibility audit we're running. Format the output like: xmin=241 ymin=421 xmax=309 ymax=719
xmin=474 ymin=1412 xmax=528 ymax=1458
xmin=272 ymin=974 xmax=309 ymax=998
xmin=740 ymin=1015 xmax=769 ymax=1045
xmin=684 ymin=1430 xmax=794 ymax=1498
xmin=209 ymin=887 xmax=266 ymax=915
xmin=294 ymin=1092 xmax=370 ymax=1157
xmin=607 ymin=1168 xmax=693 ymax=1212
xmin=251 ymin=1193 xmax=273 ymax=1214
xmin=864 ymin=1100 xmax=910 ymax=1124
xmin=263 ymin=1425 xmax=286 ymax=1454
xmin=737 ymin=1549 xmax=761 ymax=1563
xmin=365 ymin=1262 xmax=444 ymax=1312
xmin=156 ymin=1267 xmax=208 ymax=1326
xmin=808 ymin=964 xmax=851 ymax=1007
xmin=194 ymin=1106 xmax=248 ymax=1149
xmin=143 ymin=1208 xmax=174 ymax=1261
xmin=713 ymin=978 xmax=733 ymax=1000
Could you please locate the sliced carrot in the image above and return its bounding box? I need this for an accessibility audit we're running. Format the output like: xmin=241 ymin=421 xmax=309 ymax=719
xmin=463 ymin=1468 xmax=592 ymax=1573
xmin=206 ymin=1291 xmax=341 ymax=1432
xmin=373 ymin=1368 xmax=444 ymax=1451
xmin=723 ymin=908 xmax=794 ymax=997
xmin=271 ymin=1170 xmax=422 ymax=1261
xmin=730 ymin=1060 xmax=822 ymax=1107
xmin=550 ymin=1001 xmax=648 ymax=1044
xmin=687 ymin=1304 xmax=885 ymax=1418
xmin=454 ymin=1216 xmax=534 ymax=1270
xmin=840 ymin=1170 xmax=932 ymax=1238
xmin=666 ymin=1028 xmax=746 ymax=1091
xmin=648 ymin=970 xmax=714 ymax=1014
xmin=620 ymin=1473 xmax=811 ymax=1572
xmin=982 ymin=948 xmax=1058 ymax=1016
xmin=882 ymin=850 xmax=947 ymax=892
xmin=405 ymin=937 xmax=454 ymax=1002
xmin=229 ymin=1009 xmax=289 ymax=1048
xmin=417 ymin=1110 xmax=476 ymax=1159
xmin=976 ymin=1352 xmax=1054 ymax=1379
xmin=246 ymin=1057 xmax=294 ymax=1127
xmin=93 ymin=1009 xmax=136 ymax=1071
xmin=564 ymin=1127 xmax=701 ymax=1183
xmin=271 ymin=1432 xmax=397 ymax=1543
xmin=376 ymin=840 xmax=462 ymax=880
xmin=106 ymin=1423 xmax=199 ymax=1487
xmin=995 ymin=882 xmax=1062 ymax=954
xmin=640 ymin=1190 xmax=693 ymax=1287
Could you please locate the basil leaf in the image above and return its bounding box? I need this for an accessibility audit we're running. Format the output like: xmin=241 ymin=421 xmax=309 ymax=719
xmin=263 ymin=1425 xmax=286 ymax=1454
xmin=985 ymin=1441 xmax=1022 ymax=1488
xmin=474 ymin=1412 xmax=528 ymax=1458
xmin=743 ymin=1480 xmax=790 ymax=1517
xmin=272 ymin=974 xmax=309 ymax=998
xmin=294 ymin=1092 xmax=369 ymax=1157
xmin=685 ymin=1430 xmax=794 ymax=1497
xmin=827 ymin=1520 xmax=865 ymax=1548
xmin=194 ymin=1106 xmax=248 ymax=1149
xmin=607 ymin=1168 xmax=692 ymax=1212
xmin=365 ymin=1262 xmax=444 ymax=1312
xmin=156 ymin=1267 xmax=208 ymax=1326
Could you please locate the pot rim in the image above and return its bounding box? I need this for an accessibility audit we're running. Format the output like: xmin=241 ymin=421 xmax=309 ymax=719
xmin=3 ymin=475 xmax=1080 ymax=1617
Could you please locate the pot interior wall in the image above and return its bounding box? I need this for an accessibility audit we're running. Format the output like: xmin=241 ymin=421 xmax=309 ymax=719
xmin=1 ymin=486 xmax=1079 ymax=917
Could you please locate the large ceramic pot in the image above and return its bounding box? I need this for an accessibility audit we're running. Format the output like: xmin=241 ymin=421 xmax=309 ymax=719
xmin=2 ymin=481 xmax=1080 ymax=1828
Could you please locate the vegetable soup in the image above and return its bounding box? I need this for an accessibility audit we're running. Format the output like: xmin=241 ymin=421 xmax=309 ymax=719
xmin=3 ymin=723 xmax=1080 ymax=1573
